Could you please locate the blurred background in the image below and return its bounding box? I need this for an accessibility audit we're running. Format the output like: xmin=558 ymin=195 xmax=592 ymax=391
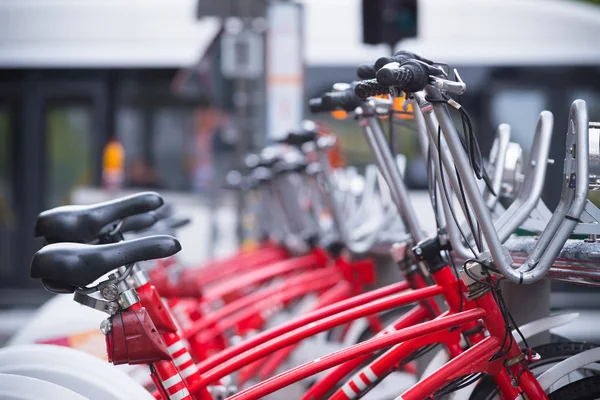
xmin=1 ymin=0 xmax=600 ymax=342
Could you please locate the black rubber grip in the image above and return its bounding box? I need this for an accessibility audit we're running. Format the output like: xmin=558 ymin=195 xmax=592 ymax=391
xmin=376 ymin=60 xmax=430 ymax=92
xmin=357 ymin=64 xmax=376 ymax=79
xmin=374 ymin=53 xmax=421 ymax=72
xmin=374 ymin=56 xmax=394 ymax=71
xmin=394 ymin=51 xmax=434 ymax=65
xmin=309 ymin=98 xmax=328 ymax=113
xmin=277 ymin=129 xmax=317 ymax=147
xmin=322 ymin=89 xmax=363 ymax=111
xmin=354 ymin=79 xmax=391 ymax=99
xmin=376 ymin=66 xmax=413 ymax=87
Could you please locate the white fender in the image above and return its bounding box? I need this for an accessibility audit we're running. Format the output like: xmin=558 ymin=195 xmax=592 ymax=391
xmin=0 ymin=345 xmax=153 ymax=400
xmin=8 ymin=294 xmax=148 ymax=380
xmin=513 ymin=312 xmax=580 ymax=346
xmin=8 ymin=294 xmax=104 ymax=346
xmin=537 ymin=347 xmax=600 ymax=391
xmin=0 ymin=373 xmax=87 ymax=400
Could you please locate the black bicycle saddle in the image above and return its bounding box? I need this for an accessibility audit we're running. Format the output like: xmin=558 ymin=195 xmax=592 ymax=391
xmin=31 ymin=235 xmax=181 ymax=293
xmin=119 ymin=204 xmax=174 ymax=235
xmin=35 ymin=192 xmax=164 ymax=243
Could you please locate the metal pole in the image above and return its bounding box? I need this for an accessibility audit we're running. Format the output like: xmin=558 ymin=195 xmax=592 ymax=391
xmin=362 ymin=112 xmax=425 ymax=243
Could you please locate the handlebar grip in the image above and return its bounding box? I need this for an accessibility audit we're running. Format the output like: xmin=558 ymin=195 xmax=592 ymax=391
xmin=394 ymin=50 xmax=434 ymax=65
xmin=357 ymin=64 xmax=376 ymax=79
xmin=374 ymin=56 xmax=394 ymax=71
xmin=376 ymin=60 xmax=429 ymax=93
xmin=374 ymin=52 xmax=432 ymax=73
xmin=278 ymin=129 xmax=317 ymax=147
xmin=354 ymin=79 xmax=391 ymax=99
xmin=322 ymin=89 xmax=363 ymax=112
xmin=376 ymin=66 xmax=413 ymax=87
xmin=309 ymin=98 xmax=328 ymax=114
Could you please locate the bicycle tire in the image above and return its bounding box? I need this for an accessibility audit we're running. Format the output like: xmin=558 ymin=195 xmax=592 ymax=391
xmin=548 ymin=375 xmax=600 ymax=399
xmin=470 ymin=341 xmax=598 ymax=400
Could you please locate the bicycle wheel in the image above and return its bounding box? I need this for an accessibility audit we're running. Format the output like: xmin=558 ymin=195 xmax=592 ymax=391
xmin=548 ymin=375 xmax=600 ymax=399
xmin=470 ymin=342 xmax=598 ymax=400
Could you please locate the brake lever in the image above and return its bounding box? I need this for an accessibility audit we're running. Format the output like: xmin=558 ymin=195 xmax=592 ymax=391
xmin=366 ymin=95 xmax=395 ymax=116
xmin=430 ymin=69 xmax=466 ymax=96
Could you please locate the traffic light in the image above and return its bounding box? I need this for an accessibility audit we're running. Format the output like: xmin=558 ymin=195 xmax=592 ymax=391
xmin=362 ymin=0 xmax=418 ymax=46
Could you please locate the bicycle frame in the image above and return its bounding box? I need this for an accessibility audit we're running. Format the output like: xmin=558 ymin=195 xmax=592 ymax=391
xmin=197 ymin=249 xmax=329 ymax=304
xmin=221 ymin=273 xmax=546 ymax=400
xmin=128 ymin=237 xmax=384 ymax=399
xmin=187 ymin=269 xmax=343 ymax=360
xmin=186 ymin=263 xmax=456 ymax=392
xmin=156 ymin=243 xmax=289 ymax=295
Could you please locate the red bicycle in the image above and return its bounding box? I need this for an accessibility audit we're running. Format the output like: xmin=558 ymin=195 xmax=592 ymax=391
xmin=28 ymin=52 xmax=600 ymax=400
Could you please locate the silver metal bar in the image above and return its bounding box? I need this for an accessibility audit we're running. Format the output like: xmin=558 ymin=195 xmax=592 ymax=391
xmin=315 ymin=147 xmax=390 ymax=253
xmin=361 ymin=106 xmax=425 ymax=242
xmin=412 ymin=99 xmax=446 ymax=229
xmin=264 ymin=183 xmax=291 ymax=242
xmin=495 ymin=111 xmax=553 ymax=242
xmin=428 ymin=88 xmax=588 ymax=284
xmin=412 ymin=98 xmax=473 ymax=258
xmin=485 ymin=124 xmax=510 ymax=209
xmin=272 ymin=174 xmax=307 ymax=235
xmin=413 ymin=91 xmax=479 ymax=247
xmin=518 ymin=100 xmax=589 ymax=282
xmin=425 ymin=86 xmax=514 ymax=277
xmin=503 ymin=236 xmax=600 ymax=287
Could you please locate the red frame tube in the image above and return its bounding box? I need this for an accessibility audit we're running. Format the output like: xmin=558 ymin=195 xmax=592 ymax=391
xmin=182 ymin=268 xmax=340 ymax=339
xmin=399 ymin=336 xmax=502 ymax=400
xmin=193 ymin=246 xmax=288 ymax=286
xmin=303 ymin=304 xmax=430 ymax=400
xmin=195 ymin=281 xmax=410 ymax=375
xmin=239 ymin=282 xmax=352 ymax=384
xmin=226 ymin=309 xmax=486 ymax=400
xmin=202 ymin=252 xmax=325 ymax=303
xmin=193 ymin=285 xmax=444 ymax=388
xmin=193 ymin=272 xmax=342 ymax=347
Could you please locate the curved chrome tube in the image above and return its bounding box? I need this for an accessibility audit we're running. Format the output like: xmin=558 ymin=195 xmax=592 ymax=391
xmin=495 ymin=111 xmax=553 ymax=242
xmin=485 ymin=123 xmax=511 ymax=209
xmin=422 ymin=80 xmax=589 ymax=284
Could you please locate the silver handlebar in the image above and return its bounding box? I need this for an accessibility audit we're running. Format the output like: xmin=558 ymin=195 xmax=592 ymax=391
xmin=420 ymin=78 xmax=589 ymax=284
